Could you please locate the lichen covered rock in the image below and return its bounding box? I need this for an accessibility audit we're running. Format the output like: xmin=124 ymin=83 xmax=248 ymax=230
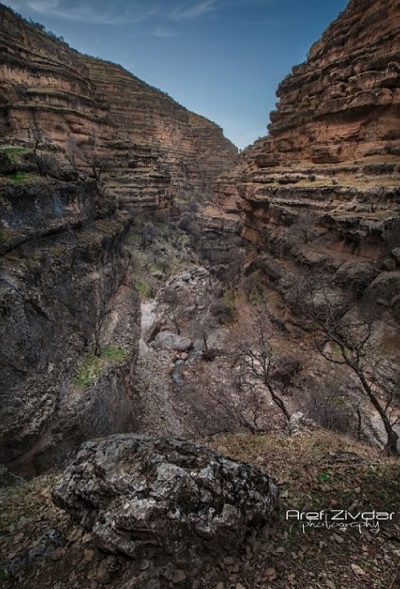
xmin=52 ymin=435 xmax=278 ymax=567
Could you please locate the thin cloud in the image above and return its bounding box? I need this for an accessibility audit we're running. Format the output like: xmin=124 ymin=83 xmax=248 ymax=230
xmin=9 ymin=0 xmax=159 ymax=25
xmin=170 ymin=0 xmax=219 ymax=21
xmin=152 ymin=27 xmax=178 ymax=38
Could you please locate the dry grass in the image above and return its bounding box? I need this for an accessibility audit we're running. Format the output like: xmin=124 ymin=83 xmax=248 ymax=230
xmin=0 ymin=430 xmax=399 ymax=588
xmin=208 ymin=430 xmax=400 ymax=589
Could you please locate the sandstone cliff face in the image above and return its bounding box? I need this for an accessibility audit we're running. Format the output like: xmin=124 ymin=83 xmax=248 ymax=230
xmin=211 ymin=0 xmax=400 ymax=323
xmin=0 ymin=4 xmax=237 ymax=474
xmin=0 ymin=3 xmax=237 ymax=213
xmin=268 ymin=0 xmax=400 ymax=165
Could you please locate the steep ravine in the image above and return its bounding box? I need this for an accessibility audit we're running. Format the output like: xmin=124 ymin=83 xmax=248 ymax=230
xmin=204 ymin=0 xmax=400 ymax=352
xmin=1 ymin=0 xmax=400 ymax=586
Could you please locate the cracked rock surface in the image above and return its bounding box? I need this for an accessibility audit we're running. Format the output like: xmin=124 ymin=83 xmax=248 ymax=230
xmin=52 ymin=435 xmax=278 ymax=570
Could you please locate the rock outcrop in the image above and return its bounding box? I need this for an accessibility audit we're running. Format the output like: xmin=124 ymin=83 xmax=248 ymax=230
xmin=267 ymin=0 xmax=400 ymax=165
xmin=0 ymin=3 xmax=237 ymax=214
xmin=52 ymin=435 xmax=278 ymax=572
xmin=210 ymin=0 xmax=400 ymax=323
xmin=0 ymin=174 xmax=140 ymax=475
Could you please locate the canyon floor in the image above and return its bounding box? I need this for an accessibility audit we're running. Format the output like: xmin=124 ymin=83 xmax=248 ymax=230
xmin=1 ymin=431 xmax=399 ymax=589
xmin=1 ymin=223 xmax=400 ymax=589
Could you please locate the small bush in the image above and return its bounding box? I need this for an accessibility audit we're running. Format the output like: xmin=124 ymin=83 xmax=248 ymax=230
xmin=304 ymin=387 xmax=356 ymax=434
xmin=2 ymin=147 xmax=29 ymax=164
xmin=210 ymin=300 xmax=235 ymax=324
xmin=271 ymin=354 xmax=301 ymax=387
xmin=101 ymin=346 xmax=128 ymax=362
xmin=75 ymin=355 xmax=103 ymax=389
xmin=10 ymin=171 xmax=28 ymax=184
xmin=75 ymin=347 xmax=128 ymax=388
xmin=135 ymin=279 xmax=152 ymax=299
xmin=0 ymin=228 xmax=11 ymax=242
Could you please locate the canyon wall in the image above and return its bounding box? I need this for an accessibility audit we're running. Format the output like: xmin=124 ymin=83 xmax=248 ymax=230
xmin=0 ymin=3 xmax=237 ymax=214
xmin=211 ymin=0 xmax=400 ymax=322
xmin=0 ymin=3 xmax=236 ymax=474
xmin=0 ymin=173 xmax=140 ymax=475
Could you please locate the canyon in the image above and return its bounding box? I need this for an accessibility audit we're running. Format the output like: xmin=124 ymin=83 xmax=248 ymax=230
xmin=209 ymin=0 xmax=400 ymax=325
xmin=0 ymin=0 xmax=399 ymax=473
xmin=0 ymin=0 xmax=400 ymax=587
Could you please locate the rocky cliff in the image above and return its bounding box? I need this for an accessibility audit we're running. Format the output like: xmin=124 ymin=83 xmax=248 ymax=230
xmin=211 ymin=0 xmax=400 ymax=323
xmin=0 ymin=3 xmax=236 ymax=474
xmin=0 ymin=172 xmax=140 ymax=475
xmin=0 ymin=3 xmax=237 ymax=213
xmin=267 ymin=0 xmax=400 ymax=165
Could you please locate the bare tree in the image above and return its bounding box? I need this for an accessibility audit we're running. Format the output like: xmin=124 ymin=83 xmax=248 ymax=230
xmin=79 ymin=144 xmax=111 ymax=181
xmin=233 ymin=309 xmax=292 ymax=424
xmin=294 ymin=281 xmax=399 ymax=456
xmin=66 ymin=135 xmax=78 ymax=169
xmin=183 ymin=356 xmax=269 ymax=436
xmin=66 ymin=131 xmax=111 ymax=181
xmin=28 ymin=108 xmax=46 ymax=175
xmin=91 ymin=254 xmax=132 ymax=356
xmin=302 ymin=375 xmax=359 ymax=435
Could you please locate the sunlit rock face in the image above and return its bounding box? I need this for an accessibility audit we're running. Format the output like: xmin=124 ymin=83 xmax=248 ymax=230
xmin=208 ymin=0 xmax=400 ymax=323
xmin=0 ymin=3 xmax=237 ymax=214
xmin=267 ymin=0 xmax=400 ymax=166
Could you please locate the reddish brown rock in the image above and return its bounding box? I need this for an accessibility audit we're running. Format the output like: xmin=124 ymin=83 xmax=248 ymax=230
xmin=0 ymin=4 xmax=237 ymax=213
xmin=268 ymin=0 xmax=400 ymax=164
xmin=208 ymin=0 xmax=400 ymax=290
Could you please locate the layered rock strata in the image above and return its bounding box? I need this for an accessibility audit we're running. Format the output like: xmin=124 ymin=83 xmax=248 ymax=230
xmin=210 ymin=0 xmax=400 ymax=322
xmin=0 ymin=3 xmax=237 ymax=474
xmin=0 ymin=3 xmax=237 ymax=214
xmin=268 ymin=0 xmax=400 ymax=165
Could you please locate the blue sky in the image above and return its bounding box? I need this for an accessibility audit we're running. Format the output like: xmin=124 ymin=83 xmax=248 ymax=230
xmin=5 ymin=0 xmax=348 ymax=148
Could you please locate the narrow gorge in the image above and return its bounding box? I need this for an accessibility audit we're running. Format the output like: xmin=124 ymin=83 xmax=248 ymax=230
xmin=1 ymin=0 xmax=400 ymax=588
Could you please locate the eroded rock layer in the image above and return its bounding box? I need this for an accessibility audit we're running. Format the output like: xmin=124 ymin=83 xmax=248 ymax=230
xmin=210 ymin=0 xmax=400 ymax=322
xmin=268 ymin=0 xmax=400 ymax=165
xmin=0 ymin=3 xmax=237 ymax=213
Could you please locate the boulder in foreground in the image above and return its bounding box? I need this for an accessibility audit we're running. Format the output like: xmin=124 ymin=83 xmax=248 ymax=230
xmin=52 ymin=435 xmax=278 ymax=568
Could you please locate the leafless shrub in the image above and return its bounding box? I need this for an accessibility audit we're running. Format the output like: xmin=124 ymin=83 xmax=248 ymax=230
xmin=270 ymin=354 xmax=301 ymax=388
xmin=232 ymin=308 xmax=295 ymax=424
xmin=209 ymin=300 xmax=235 ymax=324
xmin=303 ymin=383 xmax=357 ymax=434
xmin=186 ymin=362 xmax=269 ymax=437
xmin=291 ymin=275 xmax=399 ymax=455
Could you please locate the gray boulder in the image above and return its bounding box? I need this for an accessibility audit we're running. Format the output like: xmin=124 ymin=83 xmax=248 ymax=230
xmin=381 ymin=258 xmax=396 ymax=272
xmin=153 ymin=330 xmax=192 ymax=352
xmin=334 ymin=261 xmax=377 ymax=292
xmin=366 ymin=271 xmax=400 ymax=317
xmin=391 ymin=248 xmax=400 ymax=265
xmin=52 ymin=435 xmax=278 ymax=567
